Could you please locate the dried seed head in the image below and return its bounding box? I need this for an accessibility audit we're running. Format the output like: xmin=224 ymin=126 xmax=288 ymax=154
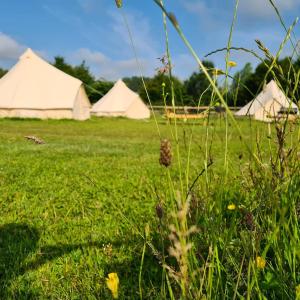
xmin=102 ymin=243 xmax=113 ymax=258
xmin=156 ymin=203 xmax=164 ymax=220
xmin=25 ymin=135 xmax=45 ymax=144
xmin=244 ymin=212 xmax=255 ymax=231
xmin=159 ymin=139 xmax=172 ymax=167
xmin=241 ymin=209 xmax=255 ymax=231
xmin=168 ymin=12 xmax=179 ymax=28
xmin=115 ymin=0 xmax=122 ymax=8
xmin=255 ymin=39 xmax=274 ymax=61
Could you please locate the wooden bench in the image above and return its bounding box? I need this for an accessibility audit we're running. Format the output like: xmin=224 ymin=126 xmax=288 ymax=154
xmin=165 ymin=109 xmax=207 ymax=120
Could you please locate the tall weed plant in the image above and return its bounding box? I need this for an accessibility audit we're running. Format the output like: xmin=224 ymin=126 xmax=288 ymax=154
xmin=116 ymin=0 xmax=300 ymax=299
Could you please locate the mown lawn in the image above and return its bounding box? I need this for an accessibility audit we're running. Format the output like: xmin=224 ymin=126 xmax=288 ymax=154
xmin=0 ymin=116 xmax=296 ymax=299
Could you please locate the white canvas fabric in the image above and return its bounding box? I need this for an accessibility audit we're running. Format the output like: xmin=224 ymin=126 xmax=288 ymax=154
xmin=0 ymin=48 xmax=91 ymax=120
xmin=91 ymin=79 xmax=150 ymax=119
xmin=235 ymin=80 xmax=298 ymax=122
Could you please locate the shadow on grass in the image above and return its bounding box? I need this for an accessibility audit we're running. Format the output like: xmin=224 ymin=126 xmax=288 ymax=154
xmin=0 ymin=223 xmax=162 ymax=299
xmin=0 ymin=223 xmax=40 ymax=297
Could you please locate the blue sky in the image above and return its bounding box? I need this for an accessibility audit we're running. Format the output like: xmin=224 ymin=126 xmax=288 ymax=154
xmin=0 ymin=0 xmax=299 ymax=80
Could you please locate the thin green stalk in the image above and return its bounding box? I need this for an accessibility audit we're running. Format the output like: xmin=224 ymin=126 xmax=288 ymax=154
xmin=139 ymin=239 xmax=147 ymax=300
xmin=160 ymin=0 xmax=185 ymax=198
xmin=224 ymin=0 xmax=240 ymax=178
xmin=152 ymin=0 xmax=263 ymax=169
xmin=119 ymin=9 xmax=162 ymax=139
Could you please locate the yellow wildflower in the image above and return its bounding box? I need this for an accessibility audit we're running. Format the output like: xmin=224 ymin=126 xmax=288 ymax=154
xmin=227 ymin=204 xmax=236 ymax=210
xmin=296 ymin=284 xmax=300 ymax=299
xmin=228 ymin=61 xmax=237 ymax=67
xmin=106 ymin=273 xmax=119 ymax=299
xmin=256 ymin=256 xmax=266 ymax=269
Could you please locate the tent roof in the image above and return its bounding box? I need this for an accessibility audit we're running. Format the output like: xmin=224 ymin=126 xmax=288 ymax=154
xmin=236 ymin=80 xmax=298 ymax=116
xmin=91 ymin=79 xmax=144 ymax=113
xmin=0 ymin=48 xmax=84 ymax=109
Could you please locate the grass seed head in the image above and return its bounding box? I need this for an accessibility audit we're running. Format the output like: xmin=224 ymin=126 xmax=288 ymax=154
xmin=115 ymin=0 xmax=123 ymax=8
xmin=115 ymin=0 xmax=122 ymax=8
xmin=156 ymin=202 xmax=164 ymax=220
xmin=168 ymin=12 xmax=179 ymax=28
xmin=255 ymin=39 xmax=274 ymax=61
xmin=242 ymin=210 xmax=255 ymax=231
xmin=159 ymin=139 xmax=172 ymax=167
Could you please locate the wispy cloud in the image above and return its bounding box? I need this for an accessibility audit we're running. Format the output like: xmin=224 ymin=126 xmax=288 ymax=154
xmin=108 ymin=9 xmax=160 ymax=59
xmin=72 ymin=9 xmax=162 ymax=80
xmin=70 ymin=48 xmax=154 ymax=80
xmin=181 ymin=1 xmax=208 ymax=15
xmin=42 ymin=4 xmax=83 ymax=28
xmin=239 ymin=0 xmax=300 ymax=18
xmin=0 ymin=32 xmax=26 ymax=61
xmin=77 ymin=0 xmax=99 ymax=13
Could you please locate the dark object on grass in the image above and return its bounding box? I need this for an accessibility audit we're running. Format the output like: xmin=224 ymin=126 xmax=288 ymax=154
xmin=240 ymin=209 xmax=255 ymax=231
xmin=156 ymin=203 xmax=164 ymax=220
xmin=214 ymin=106 xmax=226 ymax=113
xmin=25 ymin=135 xmax=45 ymax=144
xmin=159 ymin=139 xmax=172 ymax=167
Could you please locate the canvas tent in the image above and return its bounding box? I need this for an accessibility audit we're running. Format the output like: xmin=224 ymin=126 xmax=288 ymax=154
xmin=0 ymin=48 xmax=91 ymax=120
xmin=235 ymin=80 xmax=299 ymax=122
xmin=91 ymin=79 xmax=150 ymax=119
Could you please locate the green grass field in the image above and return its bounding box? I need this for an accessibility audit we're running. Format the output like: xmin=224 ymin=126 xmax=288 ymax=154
xmin=0 ymin=117 xmax=298 ymax=299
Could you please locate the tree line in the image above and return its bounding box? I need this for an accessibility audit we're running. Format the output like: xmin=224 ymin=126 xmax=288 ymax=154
xmin=0 ymin=56 xmax=299 ymax=106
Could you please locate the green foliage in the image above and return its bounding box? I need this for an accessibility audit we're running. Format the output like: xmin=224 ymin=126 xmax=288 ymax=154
xmin=87 ymin=80 xmax=114 ymax=103
xmin=0 ymin=67 xmax=7 ymax=78
xmin=229 ymin=62 xmax=253 ymax=106
xmin=139 ymin=73 xmax=186 ymax=105
xmin=184 ymin=60 xmax=215 ymax=105
xmin=53 ymin=56 xmax=74 ymax=76
xmin=123 ymin=76 xmax=149 ymax=93
xmin=73 ymin=61 xmax=95 ymax=85
xmin=0 ymin=117 xmax=299 ymax=299
xmin=53 ymin=56 xmax=95 ymax=85
xmin=230 ymin=57 xmax=300 ymax=106
xmin=53 ymin=56 xmax=114 ymax=104
xmin=0 ymin=118 xmax=166 ymax=299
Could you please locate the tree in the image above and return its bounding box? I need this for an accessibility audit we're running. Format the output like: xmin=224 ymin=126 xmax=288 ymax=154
xmin=73 ymin=61 xmax=95 ymax=85
xmin=230 ymin=57 xmax=300 ymax=106
xmin=0 ymin=68 xmax=7 ymax=78
xmin=122 ymin=76 xmax=148 ymax=93
xmin=230 ymin=62 xmax=253 ymax=106
xmin=53 ymin=56 xmax=74 ymax=76
xmin=184 ymin=60 xmax=215 ymax=105
xmin=87 ymin=80 xmax=114 ymax=103
xmin=138 ymin=74 xmax=186 ymax=105
xmin=53 ymin=56 xmax=97 ymax=101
